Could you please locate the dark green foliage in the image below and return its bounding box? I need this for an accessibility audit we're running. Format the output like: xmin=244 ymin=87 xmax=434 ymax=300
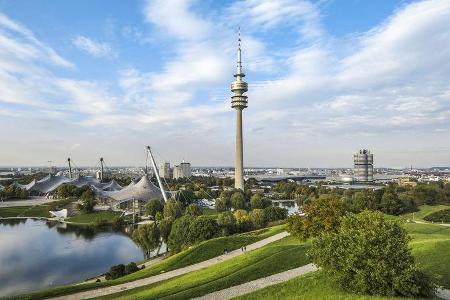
xmin=309 ymin=211 xmax=435 ymax=297
xmin=380 ymin=188 xmax=404 ymax=215
xmin=163 ymin=199 xmax=184 ymax=219
xmin=215 ymin=196 xmax=231 ymax=212
xmin=0 ymin=184 xmax=29 ymax=199
xmin=56 ymin=184 xmax=90 ymax=199
xmin=189 ymin=216 xmax=220 ymax=244
xmin=263 ymin=206 xmax=288 ymax=223
xmin=217 ymin=211 xmax=237 ymax=235
xmin=77 ymin=189 xmax=96 ymax=213
xmin=231 ymin=191 xmax=246 ymax=209
xmin=145 ymin=198 xmax=163 ymax=218
xmin=168 ymin=215 xmax=195 ymax=252
xmin=158 ymin=218 xmax=173 ymax=250
xmin=105 ymin=262 xmax=140 ymax=280
xmin=250 ymin=194 xmax=271 ymax=209
xmin=186 ymin=203 xmax=203 ymax=216
xmin=424 ymin=208 xmax=450 ymax=222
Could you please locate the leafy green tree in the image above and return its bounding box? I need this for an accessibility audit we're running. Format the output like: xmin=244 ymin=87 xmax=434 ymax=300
xmin=215 ymin=198 xmax=229 ymax=212
xmin=132 ymin=223 xmax=161 ymax=258
xmin=287 ymin=194 xmax=344 ymax=240
xmin=231 ymin=191 xmax=246 ymax=209
xmin=380 ymin=189 xmax=403 ymax=215
xmin=163 ymin=199 xmax=184 ymax=219
xmin=145 ymin=198 xmax=163 ymax=218
xmin=310 ymin=211 xmax=435 ymax=297
xmin=217 ymin=211 xmax=237 ymax=235
xmin=168 ymin=215 xmax=194 ymax=252
xmin=263 ymin=206 xmax=288 ymax=222
xmin=250 ymin=194 xmax=270 ymax=209
xmin=158 ymin=218 xmax=173 ymax=251
xmin=77 ymin=189 xmax=96 ymax=213
xmin=19 ymin=188 xmax=29 ymax=198
xmin=186 ymin=204 xmax=202 ymax=216
xmin=189 ymin=216 xmax=219 ymax=243
xmin=249 ymin=209 xmax=267 ymax=229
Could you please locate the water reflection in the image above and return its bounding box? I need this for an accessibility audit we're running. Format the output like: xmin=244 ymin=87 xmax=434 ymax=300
xmin=0 ymin=219 xmax=145 ymax=297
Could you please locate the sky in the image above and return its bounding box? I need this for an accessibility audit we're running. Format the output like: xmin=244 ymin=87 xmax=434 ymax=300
xmin=0 ymin=0 xmax=449 ymax=168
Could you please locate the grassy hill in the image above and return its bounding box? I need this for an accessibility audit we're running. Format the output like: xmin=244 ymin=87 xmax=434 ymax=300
xmin=400 ymin=205 xmax=450 ymax=222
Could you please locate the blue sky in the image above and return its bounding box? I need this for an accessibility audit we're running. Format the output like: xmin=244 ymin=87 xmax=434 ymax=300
xmin=0 ymin=0 xmax=449 ymax=168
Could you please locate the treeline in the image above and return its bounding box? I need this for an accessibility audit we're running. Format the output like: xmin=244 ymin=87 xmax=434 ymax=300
xmin=133 ymin=198 xmax=288 ymax=257
xmin=0 ymin=184 xmax=29 ymax=199
xmin=271 ymin=181 xmax=450 ymax=216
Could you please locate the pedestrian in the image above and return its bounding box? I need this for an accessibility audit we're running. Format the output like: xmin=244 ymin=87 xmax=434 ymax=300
xmin=244 ymin=246 xmax=247 ymax=251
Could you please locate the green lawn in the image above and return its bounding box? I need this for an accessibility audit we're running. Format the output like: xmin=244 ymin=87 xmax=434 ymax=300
xmin=94 ymin=236 xmax=311 ymax=300
xmin=400 ymin=205 xmax=450 ymax=222
xmin=233 ymin=271 xmax=431 ymax=300
xmin=0 ymin=206 xmax=31 ymax=217
xmin=404 ymin=222 xmax=450 ymax=288
xmin=66 ymin=211 xmax=122 ymax=225
xmin=13 ymin=224 xmax=286 ymax=300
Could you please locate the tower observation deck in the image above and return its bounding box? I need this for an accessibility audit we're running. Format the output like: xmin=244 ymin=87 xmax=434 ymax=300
xmin=231 ymin=29 xmax=248 ymax=190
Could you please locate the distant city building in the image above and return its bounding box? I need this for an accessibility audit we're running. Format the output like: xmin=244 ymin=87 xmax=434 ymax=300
xmin=398 ymin=176 xmax=417 ymax=187
xmin=159 ymin=162 xmax=171 ymax=179
xmin=173 ymin=161 xmax=191 ymax=179
xmin=353 ymin=149 xmax=374 ymax=183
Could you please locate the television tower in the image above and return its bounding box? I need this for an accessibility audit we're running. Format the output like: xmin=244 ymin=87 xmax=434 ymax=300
xmin=231 ymin=29 xmax=248 ymax=191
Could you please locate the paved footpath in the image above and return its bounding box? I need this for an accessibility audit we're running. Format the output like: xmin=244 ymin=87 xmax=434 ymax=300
xmin=194 ymin=263 xmax=318 ymax=300
xmin=50 ymin=231 xmax=290 ymax=300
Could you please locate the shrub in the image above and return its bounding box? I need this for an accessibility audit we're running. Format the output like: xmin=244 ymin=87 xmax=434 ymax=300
xmin=424 ymin=208 xmax=450 ymax=223
xmin=234 ymin=209 xmax=253 ymax=232
xmin=309 ymin=211 xmax=435 ymax=297
xmin=105 ymin=262 xmax=140 ymax=280
xmin=186 ymin=203 xmax=203 ymax=216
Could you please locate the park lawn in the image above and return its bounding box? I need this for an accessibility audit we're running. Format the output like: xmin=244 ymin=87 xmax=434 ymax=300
xmin=401 ymin=205 xmax=450 ymax=222
xmin=13 ymin=224 xmax=286 ymax=300
xmin=66 ymin=211 xmax=122 ymax=225
xmin=233 ymin=271 xmax=433 ymax=300
xmin=404 ymin=222 xmax=450 ymax=288
xmin=94 ymin=236 xmax=311 ymax=300
xmin=21 ymin=205 xmax=51 ymax=218
xmin=0 ymin=206 xmax=31 ymax=217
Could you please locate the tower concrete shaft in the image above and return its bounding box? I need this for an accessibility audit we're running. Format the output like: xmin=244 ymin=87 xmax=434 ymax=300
xmin=231 ymin=29 xmax=247 ymax=190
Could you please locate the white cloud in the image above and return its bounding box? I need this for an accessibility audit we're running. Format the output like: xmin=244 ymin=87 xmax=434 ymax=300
xmin=72 ymin=35 xmax=115 ymax=58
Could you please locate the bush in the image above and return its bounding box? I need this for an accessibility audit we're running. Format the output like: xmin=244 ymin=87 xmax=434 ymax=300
xmin=105 ymin=262 xmax=140 ymax=280
xmin=234 ymin=209 xmax=253 ymax=232
xmin=424 ymin=208 xmax=450 ymax=223
xmin=309 ymin=211 xmax=435 ymax=297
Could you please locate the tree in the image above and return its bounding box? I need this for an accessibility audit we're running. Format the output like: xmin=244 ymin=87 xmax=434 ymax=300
xmin=163 ymin=199 xmax=184 ymax=219
xmin=189 ymin=216 xmax=219 ymax=243
xmin=186 ymin=204 xmax=202 ymax=216
xmin=168 ymin=215 xmax=194 ymax=252
xmin=217 ymin=211 xmax=236 ymax=235
xmin=145 ymin=198 xmax=163 ymax=218
xmin=78 ymin=189 xmax=96 ymax=213
xmin=234 ymin=209 xmax=253 ymax=232
xmin=158 ymin=218 xmax=173 ymax=251
xmin=380 ymin=189 xmax=403 ymax=215
xmin=216 ymin=191 xmax=232 ymax=212
xmin=132 ymin=223 xmax=161 ymax=258
xmin=250 ymin=194 xmax=270 ymax=209
xmin=231 ymin=191 xmax=246 ymax=210
xmin=263 ymin=206 xmax=288 ymax=223
xmin=309 ymin=211 xmax=435 ymax=297
xmin=249 ymin=209 xmax=267 ymax=229
xmin=287 ymin=194 xmax=344 ymax=240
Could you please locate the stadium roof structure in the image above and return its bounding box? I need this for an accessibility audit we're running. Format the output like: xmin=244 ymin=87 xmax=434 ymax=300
xmin=96 ymin=175 xmax=163 ymax=204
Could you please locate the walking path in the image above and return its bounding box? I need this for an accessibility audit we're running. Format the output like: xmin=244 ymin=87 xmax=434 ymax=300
xmin=194 ymin=263 xmax=318 ymax=300
xmin=437 ymin=288 xmax=450 ymax=300
xmin=49 ymin=231 xmax=290 ymax=300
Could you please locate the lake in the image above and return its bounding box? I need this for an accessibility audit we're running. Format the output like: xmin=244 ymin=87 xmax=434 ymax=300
xmin=0 ymin=218 xmax=148 ymax=297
